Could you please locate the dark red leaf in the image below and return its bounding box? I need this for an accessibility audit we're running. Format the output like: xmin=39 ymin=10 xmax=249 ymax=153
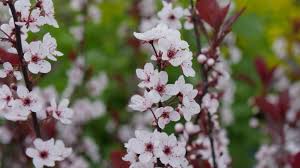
xmin=291 ymin=152 xmax=300 ymax=168
xmin=222 ymin=7 xmax=246 ymax=34
xmin=196 ymin=0 xmax=230 ymax=30
xmin=0 ymin=48 xmax=20 ymax=65
xmin=255 ymin=96 xmax=285 ymax=123
xmin=254 ymin=57 xmax=276 ymax=88
xmin=110 ymin=150 xmax=130 ymax=168
xmin=278 ymin=90 xmax=290 ymax=120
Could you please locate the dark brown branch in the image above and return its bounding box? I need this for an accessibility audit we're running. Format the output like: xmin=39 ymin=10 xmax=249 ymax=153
xmin=189 ymin=0 xmax=218 ymax=168
xmin=8 ymin=2 xmax=41 ymax=138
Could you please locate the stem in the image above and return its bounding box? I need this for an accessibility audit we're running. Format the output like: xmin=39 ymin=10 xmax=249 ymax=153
xmin=149 ymin=108 xmax=161 ymax=132
xmin=189 ymin=0 xmax=201 ymax=55
xmin=8 ymin=2 xmax=41 ymax=138
xmin=150 ymin=42 xmax=161 ymax=71
xmin=189 ymin=0 xmax=218 ymax=167
xmin=208 ymin=112 xmax=218 ymax=168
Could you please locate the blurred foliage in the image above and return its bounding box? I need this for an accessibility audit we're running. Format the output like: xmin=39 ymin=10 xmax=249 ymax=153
xmin=31 ymin=0 xmax=300 ymax=167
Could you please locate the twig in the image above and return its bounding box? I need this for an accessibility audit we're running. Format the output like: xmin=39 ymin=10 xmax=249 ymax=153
xmin=189 ymin=0 xmax=218 ymax=168
xmin=8 ymin=2 xmax=41 ymax=138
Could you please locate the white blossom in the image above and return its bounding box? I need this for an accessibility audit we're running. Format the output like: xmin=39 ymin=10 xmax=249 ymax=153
xmin=0 ymin=62 xmax=22 ymax=80
xmin=129 ymin=91 xmax=160 ymax=112
xmin=24 ymin=41 xmax=51 ymax=74
xmin=47 ymin=99 xmax=74 ymax=124
xmin=155 ymin=106 xmax=180 ymax=129
xmin=157 ymin=1 xmax=184 ymax=30
xmin=26 ymin=138 xmax=72 ymax=168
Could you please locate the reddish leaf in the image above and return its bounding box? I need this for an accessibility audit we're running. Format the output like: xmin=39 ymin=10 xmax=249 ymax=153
xmin=278 ymin=90 xmax=290 ymax=120
xmin=255 ymin=96 xmax=286 ymax=123
xmin=196 ymin=0 xmax=230 ymax=30
xmin=291 ymin=152 xmax=300 ymax=168
xmin=223 ymin=7 xmax=246 ymax=33
xmin=110 ymin=150 xmax=130 ymax=168
xmin=0 ymin=48 xmax=20 ymax=65
xmin=254 ymin=57 xmax=276 ymax=88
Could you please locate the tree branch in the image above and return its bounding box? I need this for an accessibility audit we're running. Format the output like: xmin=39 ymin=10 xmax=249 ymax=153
xmin=8 ymin=2 xmax=41 ymax=138
xmin=189 ymin=0 xmax=218 ymax=168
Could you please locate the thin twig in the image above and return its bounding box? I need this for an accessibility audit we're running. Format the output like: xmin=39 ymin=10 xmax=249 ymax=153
xmin=189 ymin=0 xmax=218 ymax=167
xmin=149 ymin=108 xmax=162 ymax=132
xmin=8 ymin=2 xmax=41 ymax=138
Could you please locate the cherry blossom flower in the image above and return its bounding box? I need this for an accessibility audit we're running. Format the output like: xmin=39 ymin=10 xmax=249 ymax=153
xmin=154 ymin=106 xmax=180 ymax=129
xmin=72 ymin=99 xmax=106 ymax=124
xmin=16 ymin=8 xmax=43 ymax=32
xmin=178 ymin=96 xmax=200 ymax=121
xmin=37 ymin=0 xmax=59 ymax=28
xmin=133 ymin=23 xmax=169 ymax=42
xmin=202 ymin=94 xmax=219 ymax=115
xmin=82 ymin=137 xmax=101 ymax=162
xmin=0 ymin=19 xmax=28 ymax=47
xmin=42 ymin=33 xmax=63 ymax=61
xmin=123 ymin=151 xmax=155 ymax=168
xmin=158 ymin=1 xmax=184 ymax=30
xmin=0 ymin=62 xmax=22 ymax=80
xmin=14 ymin=0 xmax=31 ymax=13
xmin=86 ymin=72 xmax=108 ymax=97
xmin=0 ymin=84 xmax=13 ymax=109
xmin=158 ymin=36 xmax=191 ymax=66
xmin=136 ymin=63 xmax=158 ymax=88
xmin=24 ymin=41 xmax=51 ymax=74
xmin=173 ymin=75 xmax=198 ymax=100
xmin=53 ymin=140 xmax=72 ymax=161
xmin=47 ymin=99 xmax=74 ymax=124
xmin=157 ymin=132 xmax=186 ymax=167
xmin=26 ymin=138 xmax=72 ymax=168
xmin=129 ymin=91 xmax=160 ymax=112
xmin=4 ymin=100 xmax=31 ymax=121
xmin=125 ymin=130 xmax=160 ymax=163
xmin=181 ymin=58 xmax=195 ymax=77
xmin=150 ymin=71 xmax=177 ymax=102
xmin=16 ymin=85 xmax=42 ymax=112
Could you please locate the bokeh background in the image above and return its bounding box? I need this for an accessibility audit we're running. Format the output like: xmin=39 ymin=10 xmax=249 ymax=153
xmin=18 ymin=0 xmax=300 ymax=167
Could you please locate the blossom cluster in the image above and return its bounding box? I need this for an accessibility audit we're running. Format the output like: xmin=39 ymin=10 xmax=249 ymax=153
xmin=122 ymin=0 xmax=245 ymax=167
xmin=123 ymin=130 xmax=189 ymax=168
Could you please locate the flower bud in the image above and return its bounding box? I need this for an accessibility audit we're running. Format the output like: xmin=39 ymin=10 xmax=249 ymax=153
xmin=197 ymin=54 xmax=207 ymax=63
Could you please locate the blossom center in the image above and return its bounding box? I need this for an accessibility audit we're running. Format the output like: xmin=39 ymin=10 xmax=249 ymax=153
xmin=168 ymin=14 xmax=176 ymax=20
xmin=32 ymin=55 xmax=40 ymax=63
xmin=161 ymin=112 xmax=169 ymax=119
xmin=39 ymin=151 xmax=49 ymax=159
xmin=156 ymin=85 xmax=165 ymax=93
xmin=163 ymin=146 xmax=172 ymax=155
xmin=23 ymin=98 xmax=31 ymax=106
xmin=145 ymin=143 xmax=154 ymax=152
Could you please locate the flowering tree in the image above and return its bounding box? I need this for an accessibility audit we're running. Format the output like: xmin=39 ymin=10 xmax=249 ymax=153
xmin=122 ymin=0 xmax=244 ymax=167
xmin=0 ymin=0 xmax=72 ymax=167
xmin=0 ymin=0 xmax=108 ymax=167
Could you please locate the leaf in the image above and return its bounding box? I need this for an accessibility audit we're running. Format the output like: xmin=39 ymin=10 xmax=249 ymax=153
xmin=278 ymin=90 xmax=289 ymax=120
xmin=0 ymin=48 xmax=20 ymax=65
xmin=254 ymin=57 xmax=276 ymax=88
xmin=223 ymin=7 xmax=246 ymax=33
xmin=110 ymin=150 xmax=129 ymax=168
xmin=291 ymin=152 xmax=300 ymax=168
xmin=196 ymin=0 xmax=230 ymax=30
